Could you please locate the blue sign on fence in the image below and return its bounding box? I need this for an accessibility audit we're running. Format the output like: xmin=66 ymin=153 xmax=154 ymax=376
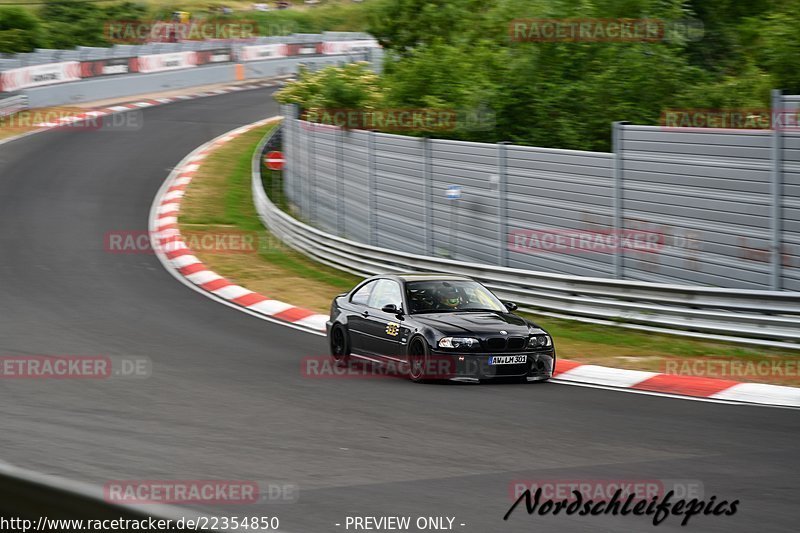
xmin=446 ymin=185 xmax=462 ymax=200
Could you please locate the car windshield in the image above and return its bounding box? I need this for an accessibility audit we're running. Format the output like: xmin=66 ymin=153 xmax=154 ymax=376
xmin=405 ymin=280 xmax=506 ymax=313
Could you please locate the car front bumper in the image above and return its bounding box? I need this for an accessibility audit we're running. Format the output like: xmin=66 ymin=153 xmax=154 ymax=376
xmin=426 ymin=349 xmax=556 ymax=381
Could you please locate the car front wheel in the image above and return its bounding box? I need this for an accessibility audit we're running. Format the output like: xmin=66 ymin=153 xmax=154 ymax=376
xmin=407 ymin=337 xmax=429 ymax=383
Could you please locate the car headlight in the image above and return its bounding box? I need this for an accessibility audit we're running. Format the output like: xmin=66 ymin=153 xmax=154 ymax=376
xmin=527 ymin=335 xmax=551 ymax=349
xmin=438 ymin=337 xmax=480 ymax=349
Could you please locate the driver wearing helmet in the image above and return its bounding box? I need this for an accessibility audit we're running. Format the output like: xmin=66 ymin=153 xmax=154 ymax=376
xmin=435 ymin=286 xmax=463 ymax=310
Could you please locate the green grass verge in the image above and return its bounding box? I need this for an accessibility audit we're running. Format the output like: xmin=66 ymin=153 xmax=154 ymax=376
xmin=179 ymin=124 xmax=358 ymax=297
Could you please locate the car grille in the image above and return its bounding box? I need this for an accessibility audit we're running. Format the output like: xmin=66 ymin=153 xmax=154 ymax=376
xmin=507 ymin=337 xmax=526 ymax=351
xmin=486 ymin=337 xmax=526 ymax=351
xmin=487 ymin=337 xmax=506 ymax=350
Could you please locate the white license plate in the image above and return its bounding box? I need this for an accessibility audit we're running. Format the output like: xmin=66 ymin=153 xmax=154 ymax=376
xmin=488 ymin=355 xmax=527 ymax=365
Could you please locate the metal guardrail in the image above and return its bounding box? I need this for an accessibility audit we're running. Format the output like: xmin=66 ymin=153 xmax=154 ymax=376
xmin=0 ymin=94 xmax=27 ymax=117
xmin=253 ymin=125 xmax=800 ymax=350
xmin=0 ymin=461 xmax=220 ymax=531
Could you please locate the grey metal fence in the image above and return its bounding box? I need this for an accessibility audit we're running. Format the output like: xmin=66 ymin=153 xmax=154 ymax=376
xmin=257 ymin=128 xmax=800 ymax=347
xmin=282 ymin=96 xmax=800 ymax=291
xmin=781 ymin=93 xmax=800 ymax=291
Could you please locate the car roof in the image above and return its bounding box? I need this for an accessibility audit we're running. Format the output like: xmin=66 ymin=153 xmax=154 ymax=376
xmin=384 ymin=273 xmax=475 ymax=283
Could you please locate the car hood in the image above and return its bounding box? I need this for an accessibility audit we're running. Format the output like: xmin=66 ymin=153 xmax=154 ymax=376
xmin=411 ymin=311 xmax=543 ymax=337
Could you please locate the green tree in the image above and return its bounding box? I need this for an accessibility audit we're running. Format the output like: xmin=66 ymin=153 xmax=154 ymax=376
xmin=751 ymin=11 xmax=800 ymax=94
xmin=275 ymin=62 xmax=384 ymax=112
xmin=0 ymin=7 xmax=45 ymax=53
xmin=39 ymin=0 xmax=109 ymax=48
xmin=103 ymin=2 xmax=148 ymax=22
xmin=367 ymin=0 xmax=494 ymax=55
xmin=279 ymin=0 xmax=795 ymax=148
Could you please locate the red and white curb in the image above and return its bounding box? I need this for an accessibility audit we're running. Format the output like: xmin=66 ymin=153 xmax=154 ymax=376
xmin=151 ymin=120 xmax=800 ymax=409
xmin=149 ymin=117 xmax=329 ymax=335
xmin=553 ymin=360 xmax=800 ymax=408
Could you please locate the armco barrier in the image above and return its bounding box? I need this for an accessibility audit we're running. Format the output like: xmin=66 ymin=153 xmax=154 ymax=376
xmin=0 ymin=94 xmax=27 ymax=117
xmin=23 ymin=54 xmax=370 ymax=108
xmin=0 ymin=61 xmax=81 ymax=92
xmin=254 ymin=125 xmax=800 ymax=349
xmin=0 ymin=461 xmax=221 ymax=531
xmin=24 ymin=62 xmax=234 ymax=107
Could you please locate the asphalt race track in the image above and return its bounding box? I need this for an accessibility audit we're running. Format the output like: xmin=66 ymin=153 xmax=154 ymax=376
xmin=0 ymin=88 xmax=798 ymax=532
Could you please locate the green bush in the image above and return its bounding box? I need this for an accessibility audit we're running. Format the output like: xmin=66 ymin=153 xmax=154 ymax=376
xmin=275 ymin=61 xmax=383 ymax=111
xmin=0 ymin=7 xmax=45 ymax=53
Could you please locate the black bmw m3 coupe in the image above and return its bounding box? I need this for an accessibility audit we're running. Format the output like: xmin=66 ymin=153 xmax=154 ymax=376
xmin=326 ymin=273 xmax=556 ymax=383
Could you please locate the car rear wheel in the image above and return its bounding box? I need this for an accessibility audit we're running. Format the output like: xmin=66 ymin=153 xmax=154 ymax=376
xmin=329 ymin=323 xmax=350 ymax=366
xmin=407 ymin=337 xmax=428 ymax=383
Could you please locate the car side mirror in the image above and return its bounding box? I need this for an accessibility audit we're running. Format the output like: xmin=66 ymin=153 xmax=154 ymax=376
xmin=382 ymin=304 xmax=403 ymax=315
xmin=504 ymin=301 xmax=518 ymax=312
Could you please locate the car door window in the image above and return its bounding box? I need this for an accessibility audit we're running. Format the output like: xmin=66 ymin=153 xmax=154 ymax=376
xmin=350 ymin=281 xmax=377 ymax=305
xmin=368 ymin=279 xmax=402 ymax=310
